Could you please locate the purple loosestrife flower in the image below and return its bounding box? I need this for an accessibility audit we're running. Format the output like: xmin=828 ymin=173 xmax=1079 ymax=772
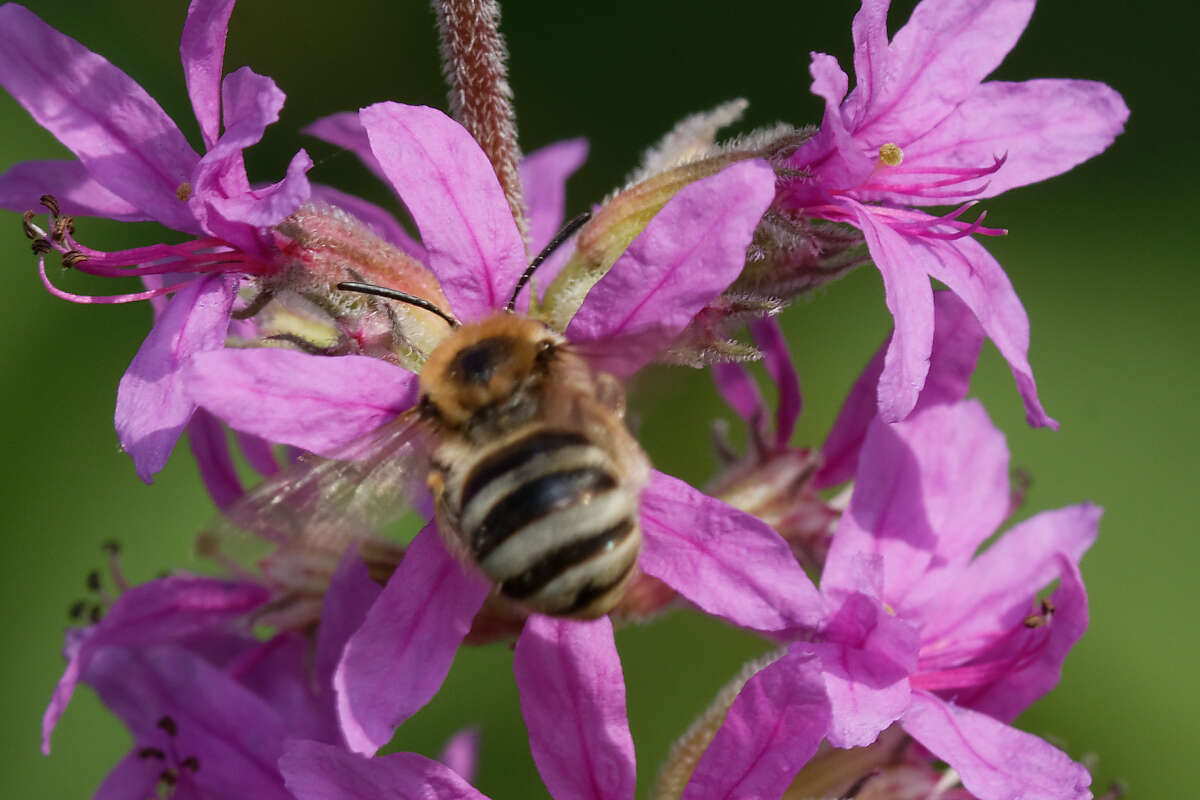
xmin=42 ymin=552 xmax=383 ymax=797
xmin=689 ymin=323 xmax=1101 ymax=800
xmin=0 ymin=0 xmax=314 ymax=482
xmin=776 ymin=0 xmax=1128 ymax=428
xmin=183 ymin=101 xmax=825 ymax=757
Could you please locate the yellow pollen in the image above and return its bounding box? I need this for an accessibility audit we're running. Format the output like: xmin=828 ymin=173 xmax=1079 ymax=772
xmin=883 ymin=602 xmax=896 ymax=616
xmin=176 ymin=182 xmax=193 ymax=202
xmin=878 ymin=142 xmax=903 ymax=167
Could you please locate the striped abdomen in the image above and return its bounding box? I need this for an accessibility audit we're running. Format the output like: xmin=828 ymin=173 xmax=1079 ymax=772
xmin=439 ymin=428 xmax=642 ymax=617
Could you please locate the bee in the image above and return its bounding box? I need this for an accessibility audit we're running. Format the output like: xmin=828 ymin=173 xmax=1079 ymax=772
xmin=209 ymin=212 xmax=651 ymax=619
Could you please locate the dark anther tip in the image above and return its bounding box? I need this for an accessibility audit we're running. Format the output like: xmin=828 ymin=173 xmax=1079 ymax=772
xmin=157 ymin=716 xmax=178 ymax=737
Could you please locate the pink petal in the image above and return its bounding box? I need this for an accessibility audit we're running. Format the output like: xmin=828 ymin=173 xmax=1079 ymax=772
xmin=304 ymin=110 xmax=388 ymax=185
xmin=184 ymin=348 xmax=417 ymax=458
xmin=786 ymin=54 xmax=873 ymax=200
xmin=315 ymin=549 xmax=383 ymax=692
xmin=750 ymin=318 xmax=802 ymax=446
xmin=0 ymin=159 xmax=149 ymax=220
xmin=809 ymin=592 xmax=919 ymax=747
xmin=360 ymin=102 xmax=526 ymax=321
xmin=0 ymin=4 xmax=200 ymax=231
xmin=85 ymin=644 xmax=293 ymax=800
xmin=916 ymin=503 xmax=1099 ymax=667
xmin=920 ymin=230 xmax=1056 ymax=428
xmin=334 ymin=525 xmax=490 ymax=755
xmin=42 ymin=577 xmax=269 ymax=754
xmin=181 ymin=0 xmax=237 ymax=151
xmin=847 ymin=0 xmax=890 ymax=122
xmin=817 ymin=290 xmax=983 ymax=488
xmin=187 ymin=406 xmax=243 ymax=509
xmin=309 ymin=183 xmax=426 ymax=260
xmin=712 ymin=361 xmax=766 ymax=432
xmin=822 ymin=401 xmax=1010 ymax=614
xmin=847 ymin=202 xmax=934 ymax=423
xmin=639 ymin=470 xmax=824 ymax=633
xmin=846 ymin=0 xmax=1036 ymax=148
xmin=903 ymin=691 xmax=1092 ymax=800
xmin=566 ymin=159 xmax=776 ymax=377
xmin=281 ymin=740 xmax=489 ymax=800
xmin=235 ymin=428 xmax=279 ymax=475
xmin=521 ymin=137 xmax=588 ymax=254
xmin=94 ymin=751 xmax=161 ymax=800
xmin=682 ymin=646 xmax=831 ymax=800
xmin=439 ymin=728 xmax=481 ymax=784
xmin=515 ymin=616 xmax=635 ymax=800
xmin=115 ymin=273 xmax=236 ymax=482
xmin=886 ymin=79 xmax=1129 ymax=204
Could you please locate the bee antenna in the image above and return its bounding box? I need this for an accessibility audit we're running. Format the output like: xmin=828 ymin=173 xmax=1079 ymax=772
xmin=507 ymin=210 xmax=591 ymax=312
xmin=336 ymin=282 xmax=460 ymax=328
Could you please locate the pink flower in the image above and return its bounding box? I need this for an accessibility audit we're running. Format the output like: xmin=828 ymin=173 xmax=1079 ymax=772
xmin=0 ymin=0 xmax=313 ymax=481
xmin=777 ymin=0 xmax=1129 ymax=428
xmin=702 ymin=320 xmax=1100 ymax=799
xmin=183 ymin=102 xmax=824 ymax=757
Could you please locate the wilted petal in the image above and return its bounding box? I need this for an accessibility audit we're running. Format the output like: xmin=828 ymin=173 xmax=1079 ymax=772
xmin=817 ymin=290 xmax=983 ymax=488
xmin=847 ymin=0 xmax=1036 ymax=147
xmin=309 ymin=183 xmax=425 ymax=259
xmin=181 ymin=0 xmax=237 ymax=150
xmin=281 ymin=740 xmax=489 ymax=800
xmin=115 ymin=273 xmax=237 ymax=482
xmin=86 ymin=645 xmax=293 ymax=800
xmin=185 ymin=348 xmax=417 ymax=457
xmin=639 ymin=471 xmax=824 ymax=632
xmin=315 ymin=549 xmax=383 ymax=692
xmin=566 ymin=159 xmax=776 ymax=376
xmin=0 ymin=4 xmax=200 ymax=231
xmin=187 ymin=406 xmax=242 ymax=509
xmin=848 ymin=203 xmax=933 ymax=423
xmin=521 ymin=137 xmax=588 ymax=254
xmin=42 ymin=577 xmax=269 ymax=753
xmin=921 ymin=231 xmax=1056 ymax=428
xmin=903 ymin=691 xmax=1092 ymax=800
xmin=822 ymin=401 xmax=1010 ymax=613
xmin=682 ymin=647 xmax=830 ymax=800
xmin=886 ymin=79 xmax=1129 ymax=204
xmin=515 ymin=616 xmax=635 ymax=800
xmin=335 ymin=525 xmax=490 ymax=755
xmin=360 ymin=102 xmax=526 ymax=321
xmin=0 ymin=159 xmax=149 ymax=220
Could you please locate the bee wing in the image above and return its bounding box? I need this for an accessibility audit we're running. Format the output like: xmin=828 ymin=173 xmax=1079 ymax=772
xmin=196 ymin=411 xmax=433 ymax=577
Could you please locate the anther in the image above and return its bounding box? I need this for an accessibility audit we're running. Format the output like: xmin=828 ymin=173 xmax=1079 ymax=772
xmin=87 ymin=605 xmax=103 ymax=624
xmin=878 ymin=142 xmax=903 ymax=167
xmin=181 ymin=756 xmax=199 ymax=772
xmin=51 ymin=214 xmax=73 ymax=243
xmin=22 ymin=210 xmax=37 ymax=239
xmin=176 ymin=182 xmax=192 ymax=202
xmin=86 ymin=569 xmax=101 ymax=592
xmin=67 ymin=599 xmax=86 ymax=620
xmin=31 ymin=239 xmax=52 ymax=255
xmin=1040 ymin=598 xmax=1056 ymax=615
xmin=138 ymin=747 xmax=166 ymax=760
xmin=101 ymin=540 xmax=121 ymax=556
xmin=1023 ymin=612 xmax=1046 ymax=628
xmin=40 ymin=194 xmax=60 ymax=217
xmin=62 ymin=250 xmax=90 ymax=268
xmin=157 ymin=716 xmax=178 ymax=737
xmin=159 ymin=768 xmax=179 ymax=788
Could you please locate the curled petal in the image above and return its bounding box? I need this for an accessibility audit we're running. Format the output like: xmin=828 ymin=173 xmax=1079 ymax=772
xmin=42 ymin=577 xmax=269 ymax=754
xmin=360 ymin=102 xmax=526 ymax=321
xmin=281 ymin=740 xmax=489 ymax=800
xmin=639 ymin=471 xmax=824 ymax=633
xmin=566 ymin=159 xmax=776 ymax=376
xmin=0 ymin=4 xmax=200 ymax=231
xmin=822 ymin=401 xmax=1010 ymax=613
xmin=185 ymin=348 xmax=417 ymax=457
xmin=515 ymin=616 xmax=635 ymax=800
xmin=334 ymin=525 xmax=490 ymax=755
xmin=817 ymin=290 xmax=983 ymax=488
xmin=115 ymin=273 xmax=236 ymax=482
xmin=0 ymin=159 xmax=149 ymax=220
xmin=903 ymin=691 xmax=1092 ymax=800
xmin=181 ymin=0 xmax=237 ymax=150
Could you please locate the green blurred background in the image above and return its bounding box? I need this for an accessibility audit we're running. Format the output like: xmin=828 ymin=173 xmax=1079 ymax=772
xmin=1 ymin=0 xmax=1194 ymax=796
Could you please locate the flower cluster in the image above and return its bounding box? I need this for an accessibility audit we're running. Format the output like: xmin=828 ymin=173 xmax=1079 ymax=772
xmin=4 ymin=0 xmax=1128 ymax=798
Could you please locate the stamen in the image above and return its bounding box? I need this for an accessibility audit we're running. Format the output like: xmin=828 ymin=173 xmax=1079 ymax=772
xmin=176 ymin=182 xmax=192 ymax=202
xmin=157 ymin=716 xmax=178 ymax=737
xmin=138 ymin=747 xmax=166 ymax=761
xmin=67 ymin=599 xmax=86 ymax=620
xmin=38 ymin=253 xmax=194 ymax=304
xmin=878 ymin=142 xmax=903 ymax=167
xmin=40 ymin=194 xmax=59 ymax=217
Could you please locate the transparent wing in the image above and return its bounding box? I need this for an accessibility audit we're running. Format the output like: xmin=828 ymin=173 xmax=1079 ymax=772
xmin=196 ymin=411 xmax=434 ymax=591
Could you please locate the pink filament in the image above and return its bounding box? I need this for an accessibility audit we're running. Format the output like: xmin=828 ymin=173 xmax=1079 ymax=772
xmin=38 ymin=255 xmax=193 ymax=304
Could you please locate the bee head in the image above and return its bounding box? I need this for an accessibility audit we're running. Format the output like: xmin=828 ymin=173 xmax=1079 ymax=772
xmin=420 ymin=313 xmax=562 ymax=427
